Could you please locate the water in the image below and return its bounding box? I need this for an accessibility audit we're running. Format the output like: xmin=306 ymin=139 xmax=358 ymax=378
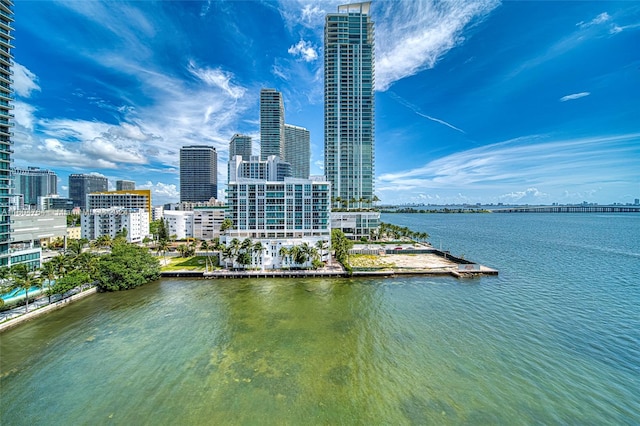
xmin=1 ymin=213 xmax=638 ymax=424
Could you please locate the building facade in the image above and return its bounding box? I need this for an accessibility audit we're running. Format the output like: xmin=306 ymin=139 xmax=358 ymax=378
xmin=180 ymin=145 xmax=218 ymax=203
xmin=11 ymin=167 xmax=57 ymax=207
xmin=38 ymin=195 xmax=75 ymax=211
xmin=260 ymin=88 xmax=284 ymax=160
xmin=193 ymin=206 xmax=226 ymax=240
xmin=116 ymin=180 xmax=135 ymax=191
xmin=284 ymin=124 xmax=310 ymax=179
xmin=229 ymin=134 xmax=252 ymax=161
xmin=324 ymin=2 xmax=375 ymax=209
xmin=86 ymin=190 xmax=152 ymax=221
xmin=81 ymin=208 xmax=149 ymax=244
xmin=0 ymin=0 xmax=13 ymax=266
xmin=330 ymin=210 xmax=380 ymax=240
xmin=229 ymin=155 xmax=292 ymax=182
xmin=68 ymin=174 xmax=108 ymax=210
xmin=163 ymin=210 xmax=194 ymax=240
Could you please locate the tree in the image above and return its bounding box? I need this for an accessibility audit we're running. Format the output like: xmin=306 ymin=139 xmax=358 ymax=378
xmin=94 ymin=243 xmax=160 ymax=291
xmin=9 ymin=264 xmax=43 ymax=313
xmin=157 ymin=239 xmax=170 ymax=265
xmin=236 ymin=251 xmax=252 ymax=269
xmin=315 ymin=240 xmax=325 ymax=262
xmin=40 ymin=261 xmax=57 ymax=303
xmin=278 ymin=246 xmax=289 ymax=268
xmin=177 ymin=244 xmax=189 ymax=258
xmin=220 ymin=218 xmax=233 ymax=232
xmin=252 ymin=241 xmax=264 ymax=268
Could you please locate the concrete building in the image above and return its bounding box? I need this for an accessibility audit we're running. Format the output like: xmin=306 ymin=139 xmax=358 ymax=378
xmin=324 ymin=2 xmax=375 ymax=209
xmin=69 ymin=174 xmax=108 ymax=210
xmin=11 ymin=167 xmax=57 ymax=207
xmin=330 ymin=210 xmax=380 ymax=240
xmin=229 ymin=155 xmax=292 ymax=182
xmin=260 ymin=88 xmax=285 ymax=160
xmin=151 ymin=206 xmax=164 ymax=221
xmin=225 ymin=177 xmax=331 ymax=268
xmin=180 ymin=145 xmax=218 ymax=203
xmin=0 ymin=0 xmax=13 ymax=266
xmin=284 ymin=124 xmax=310 ymax=179
xmin=163 ymin=210 xmax=194 ymax=240
xmin=193 ymin=206 xmax=227 ymax=240
xmin=9 ymin=210 xmax=67 ymax=268
xmin=116 ymin=180 xmax=135 ymax=191
xmin=38 ymin=195 xmax=75 ymax=211
xmin=86 ymin=190 xmax=151 ymax=221
xmin=81 ymin=208 xmax=149 ymax=244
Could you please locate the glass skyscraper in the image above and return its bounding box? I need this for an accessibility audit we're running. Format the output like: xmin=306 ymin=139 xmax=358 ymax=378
xmin=180 ymin=145 xmax=218 ymax=203
xmin=11 ymin=167 xmax=58 ymax=207
xmin=260 ymin=88 xmax=284 ymax=160
xmin=284 ymin=124 xmax=310 ymax=179
xmin=324 ymin=1 xmax=375 ymax=208
xmin=229 ymin=134 xmax=252 ymax=161
xmin=69 ymin=174 xmax=109 ymax=210
xmin=0 ymin=0 xmax=11 ymax=265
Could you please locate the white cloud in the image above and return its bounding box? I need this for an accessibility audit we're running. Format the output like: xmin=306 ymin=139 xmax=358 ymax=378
xmin=375 ymin=0 xmax=500 ymax=91
xmin=138 ymin=181 xmax=180 ymax=205
xmin=499 ymin=187 xmax=549 ymax=202
xmin=577 ymin=12 xmax=611 ymax=28
xmin=288 ymin=40 xmax=318 ymax=62
xmin=187 ymin=61 xmax=246 ymax=100
xmin=12 ymin=63 xmax=41 ymax=98
xmin=377 ymin=133 xmax=640 ymax=204
xmin=560 ymin=92 xmax=590 ymax=102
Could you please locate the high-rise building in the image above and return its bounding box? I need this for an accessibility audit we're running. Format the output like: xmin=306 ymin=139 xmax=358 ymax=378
xmin=180 ymin=145 xmax=218 ymax=203
xmin=11 ymin=167 xmax=58 ymax=207
xmin=116 ymin=180 xmax=135 ymax=191
xmin=229 ymin=134 xmax=252 ymax=161
xmin=324 ymin=1 xmax=375 ymax=208
xmin=0 ymin=0 xmax=13 ymax=266
xmin=68 ymin=174 xmax=109 ymax=210
xmin=284 ymin=124 xmax=310 ymax=179
xmin=260 ymin=88 xmax=284 ymax=160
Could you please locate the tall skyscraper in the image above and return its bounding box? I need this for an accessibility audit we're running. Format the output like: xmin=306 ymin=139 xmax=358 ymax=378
xmin=284 ymin=124 xmax=310 ymax=179
xmin=69 ymin=174 xmax=109 ymax=210
xmin=0 ymin=0 xmax=12 ymax=265
xmin=229 ymin=134 xmax=252 ymax=161
xmin=260 ymin=88 xmax=284 ymax=160
xmin=11 ymin=167 xmax=58 ymax=207
xmin=324 ymin=2 xmax=375 ymax=208
xmin=180 ymin=145 xmax=218 ymax=203
xmin=116 ymin=180 xmax=135 ymax=191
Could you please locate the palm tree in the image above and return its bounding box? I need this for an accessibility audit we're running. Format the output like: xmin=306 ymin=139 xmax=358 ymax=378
xmin=252 ymin=241 xmax=265 ymax=269
xmin=9 ymin=264 xmax=43 ymax=313
xmin=157 ymin=239 xmax=170 ymax=265
xmin=200 ymin=240 xmax=212 ymax=271
xmin=315 ymin=240 xmax=326 ymax=263
xmin=176 ymin=244 xmax=189 ymax=258
xmin=40 ymin=261 xmax=57 ymax=303
xmin=278 ymin=246 xmax=289 ymax=268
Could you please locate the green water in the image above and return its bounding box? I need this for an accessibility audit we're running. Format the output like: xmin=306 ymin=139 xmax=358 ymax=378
xmin=1 ymin=214 xmax=639 ymax=424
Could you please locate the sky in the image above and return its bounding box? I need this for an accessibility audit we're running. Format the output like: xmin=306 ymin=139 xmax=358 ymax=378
xmin=12 ymin=0 xmax=640 ymax=206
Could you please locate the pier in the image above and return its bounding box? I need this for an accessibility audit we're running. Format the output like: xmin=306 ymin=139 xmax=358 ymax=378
xmin=492 ymin=205 xmax=640 ymax=213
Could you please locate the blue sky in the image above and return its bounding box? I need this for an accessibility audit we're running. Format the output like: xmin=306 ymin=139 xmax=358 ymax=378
xmin=12 ymin=0 xmax=640 ymax=206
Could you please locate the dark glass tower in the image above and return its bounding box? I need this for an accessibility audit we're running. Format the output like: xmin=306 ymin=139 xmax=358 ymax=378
xmin=180 ymin=145 xmax=218 ymax=203
xmin=69 ymin=174 xmax=109 ymax=210
xmin=0 ymin=0 xmax=13 ymax=266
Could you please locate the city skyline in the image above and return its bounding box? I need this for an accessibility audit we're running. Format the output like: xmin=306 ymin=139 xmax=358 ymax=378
xmin=11 ymin=1 xmax=640 ymax=205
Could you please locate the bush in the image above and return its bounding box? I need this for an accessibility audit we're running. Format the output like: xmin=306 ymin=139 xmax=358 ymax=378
xmin=95 ymin=242 xmax=160 ymax=291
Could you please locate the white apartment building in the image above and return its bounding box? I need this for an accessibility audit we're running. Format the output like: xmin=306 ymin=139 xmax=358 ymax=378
xmin=163 ymin=210 xmax=194 ymax=240
xmin=193 ymin=206 xmax=226 ymax=240
xmin=81 ymin=208 xmax=149 ymax=244
xmin=86 ymin=190 xmax=151 ymax=220
xmin=330 ymin=211 xmax=380 ymax=240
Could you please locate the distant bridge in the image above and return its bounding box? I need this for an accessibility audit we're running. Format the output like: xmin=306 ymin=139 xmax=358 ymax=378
xmin=492 ymin=205 xmax=640 ymax=213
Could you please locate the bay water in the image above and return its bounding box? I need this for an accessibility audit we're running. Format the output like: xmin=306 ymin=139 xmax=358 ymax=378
xmin=1 ymin=213 xmax=638 ymax=424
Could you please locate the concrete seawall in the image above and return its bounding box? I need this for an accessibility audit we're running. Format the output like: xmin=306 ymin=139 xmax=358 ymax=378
xmin=0 ymin=288 xmax=98 ymax=333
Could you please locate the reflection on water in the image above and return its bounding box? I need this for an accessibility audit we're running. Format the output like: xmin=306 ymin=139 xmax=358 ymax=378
xmin=1 ymin=214 xmax=639 ymax=424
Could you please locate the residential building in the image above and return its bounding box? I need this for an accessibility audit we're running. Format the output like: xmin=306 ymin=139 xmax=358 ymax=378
xmin=180 ymin=145 xmax=218 ymax=203
xmin=330 ymin=210 xmax=380 ymax=240
xmin=68 ymin=174 xmax=108 ymax=210
xmin=116 ymin=180 xmax=135 ymax=191
xmin=81 ymin=208 xmax=149 ymax=244
xmin=151 ymin=206 xmax=164 ymax=221
xmin=0 ymin=0 xmax=13 ymax=266
xmin=260 ymin=88 xmax=284 ymax=160
xmin=38 ymin=195 xmax=75 ymax=211
xmin=225 ymin=177 xmax=331 ymax=268
xmin=284 ymin=124 xmax=310 ymax=179
xmin=163 ymin=210 xmax=194 ymax=240
xmin=86 ymin=190 xmax=152 ymax=221
xmin=229 ymin=134 xmax=252 ymax=161
xmin=324 ymin=2 xmax=375 ymax=209
xmin=11 ymin=167 xmax=57 ymax=207
xmin=193 ymin=206 xmax=226 ymax=240
xmin=229 ymin=155 xmax=292 ymax=182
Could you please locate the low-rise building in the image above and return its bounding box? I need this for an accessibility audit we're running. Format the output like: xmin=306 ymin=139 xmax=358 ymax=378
xmin=193 ymin=206 xmax=226 ymax=240
xmin=9 ymin=210 xmax=67 ymax=268
xmin=331 ymin=211 xmax=381 ymax=240
xmin=81 ymin=208 xmax=149 ymax=244
xmin=87 ymin=190 xmax=151 ymax=221
xmin=163 ymin=210 xmax=194 ymax=240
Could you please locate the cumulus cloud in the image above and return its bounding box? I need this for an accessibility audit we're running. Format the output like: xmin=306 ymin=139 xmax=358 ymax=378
xmin=138 ymin=181 xmax=180 ymax=205
xmin=288 ymin=40 xmax=319 ymax=62
xmin=12 ymin=63 xmax=41 ymax=98
xmin=560 ymin=92 xmax=590 ymax=102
